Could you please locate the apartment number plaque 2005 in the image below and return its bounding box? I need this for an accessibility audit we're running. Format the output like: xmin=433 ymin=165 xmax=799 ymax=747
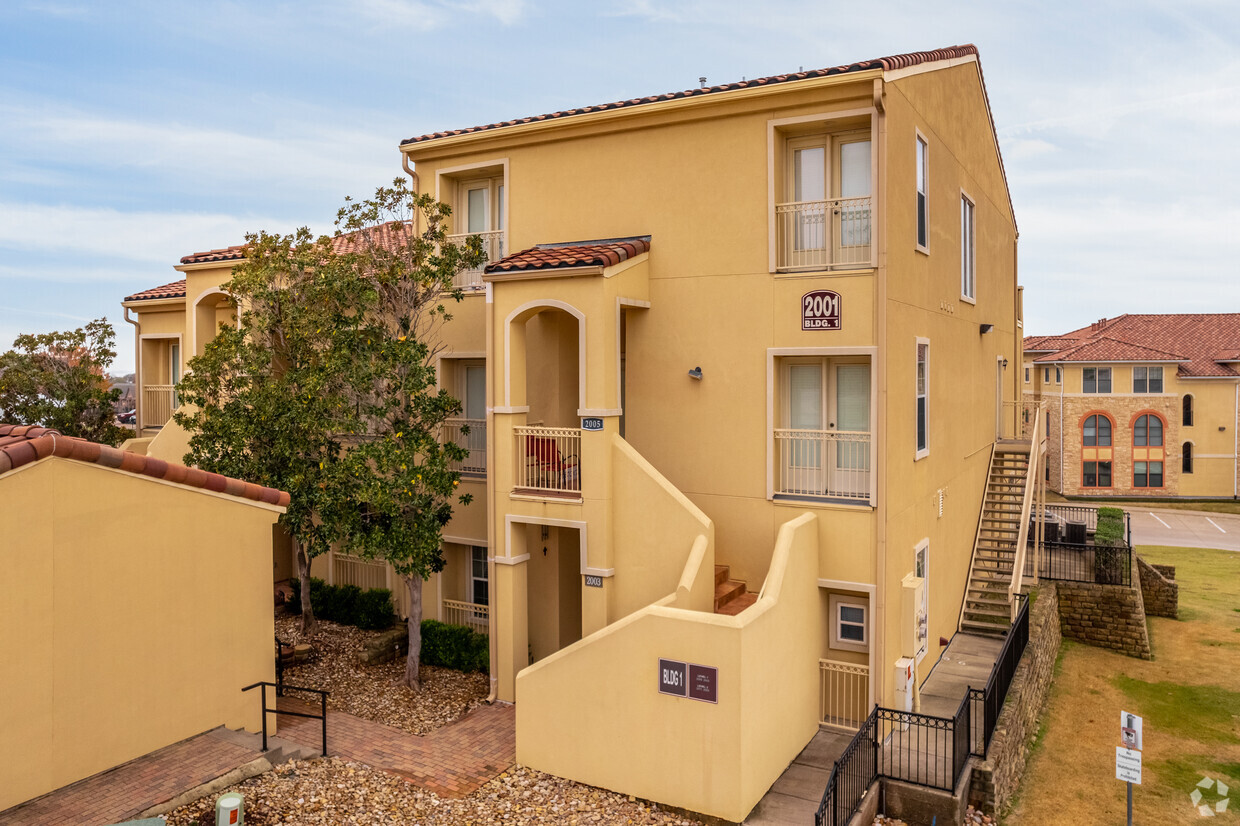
xmin=802 ymin=290 xmax=842 ymax=331
xmin=658 ymin=658 xmax=718 ymax=704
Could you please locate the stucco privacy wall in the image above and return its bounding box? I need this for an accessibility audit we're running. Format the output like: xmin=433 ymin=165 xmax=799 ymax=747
xmin=968 ymin=585 xmax=1062 ymax=815
xmin=0 ymin=458 xmax=278 ymax=811
xmin=610 ymin=435 xmax=715 ymax=618
xmin=515 ymin=513 xmax=822 ymax=823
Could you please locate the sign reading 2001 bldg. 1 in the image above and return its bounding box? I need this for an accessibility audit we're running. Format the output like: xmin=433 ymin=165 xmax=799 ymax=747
xmin=802 ymin=290 xmax=842 ymax=331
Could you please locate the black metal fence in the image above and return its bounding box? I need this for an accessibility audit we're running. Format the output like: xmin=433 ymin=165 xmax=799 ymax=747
xmin=971 ymin=594 xmax=1030 ymax=756
xmin=242 ymin=680 xmax=328 ymax=756
xmin=1024 ymin=541 xmax=1132 ymax=586
xmin=1031 ymin=505 xmax=1132 ymax=546
xmin=814 ymin=596 xmax=1037 ymax=826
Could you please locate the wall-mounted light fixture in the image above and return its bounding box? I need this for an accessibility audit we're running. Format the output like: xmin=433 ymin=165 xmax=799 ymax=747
xmin=979 ymin=323 xmax=994 ymax=334
xmin=1002 ymin=357 xmax=1009 ymax=369
xmin=688 ymin=366 xmax=703 ymax=381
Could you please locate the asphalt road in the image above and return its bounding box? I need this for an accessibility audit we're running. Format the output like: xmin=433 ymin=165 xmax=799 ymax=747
xmin=1129 ymin=508 xmax=1240 ymax=551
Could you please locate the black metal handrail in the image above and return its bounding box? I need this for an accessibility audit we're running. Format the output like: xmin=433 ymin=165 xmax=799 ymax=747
xmin=971 ymin=594 xmax=1030 ymax=757
xmin=242 ymin=680 xmax=328 ymax=757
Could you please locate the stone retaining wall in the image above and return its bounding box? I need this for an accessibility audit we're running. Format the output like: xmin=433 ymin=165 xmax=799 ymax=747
xmin=968 ymin=584 xmax=1062 ymax=815
xmin=1056 ymin=554 xmax=1151 ymax=659
xmin=1137 ymin=557 xmax=1178 ymax=619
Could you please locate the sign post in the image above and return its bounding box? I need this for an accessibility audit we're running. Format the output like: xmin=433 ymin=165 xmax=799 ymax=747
xmin=1117 ymin=711 xmax=1143 ymax=826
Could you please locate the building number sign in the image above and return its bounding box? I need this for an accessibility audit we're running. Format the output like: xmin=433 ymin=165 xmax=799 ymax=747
xmin=802 ymin=290 xmax=842 ymax=331
xmin=658 ymin=658 xmax=718 ymax=704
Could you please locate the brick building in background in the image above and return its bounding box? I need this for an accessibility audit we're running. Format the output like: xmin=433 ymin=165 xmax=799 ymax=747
xmin=1024 ymin=314 xmax=1240 ymax=499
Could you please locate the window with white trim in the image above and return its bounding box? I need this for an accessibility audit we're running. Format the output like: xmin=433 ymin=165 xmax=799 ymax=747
xmin=829 ymin=593 xmax=868 ymax=653
xmin=916 ymin=134 xmax=928 ymax=250
xmin=916 ymin=341 xmax=929 ymax=458
xmin=470 ymin=546 xmax=489 ymax=607
xmin=1133 ymin=366 xmax=1163 ymax=393
xmin=960 ymin=194 xmax=975 ymax=301
xmin=914 ymin=541 xmax=929 ymax=661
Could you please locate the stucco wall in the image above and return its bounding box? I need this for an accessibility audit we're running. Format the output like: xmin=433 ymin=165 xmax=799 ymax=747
xmin=515 ymin=513 xmax=822 ymax=823
xmin=0 ymin=458 xmax=278 ymax=811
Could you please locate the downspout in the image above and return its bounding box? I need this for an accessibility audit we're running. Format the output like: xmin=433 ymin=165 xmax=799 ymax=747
xmin=1059 ymin=364 xmax=1065 ymax=491
xmin=872 ymin=78 xmax=888 ymax=706
xmin=1234 ymin=381 xmax=1238 ymax=499
xmin=124 ymin=306 xmax=141 ymax=434
xmin=484 ymin=281 xmax=498 ymax=703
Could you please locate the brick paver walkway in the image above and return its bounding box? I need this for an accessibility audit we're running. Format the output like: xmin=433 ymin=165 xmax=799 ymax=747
xmin=0 ymin=728 xmax=257 ymax=826
xmin=277 ymin=696 xmax=516 ymax=798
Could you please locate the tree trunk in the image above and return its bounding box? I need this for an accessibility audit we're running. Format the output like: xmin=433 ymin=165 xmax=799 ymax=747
xmin=296 ymin=542 xmax=317 ymax=636
xmin=402 ymin=572 xmax=423 ymax=691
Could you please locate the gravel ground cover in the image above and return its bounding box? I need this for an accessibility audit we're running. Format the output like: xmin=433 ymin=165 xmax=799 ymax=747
xmin=275 ymin=615 xmax=487 ymax=736
xmin=163 ymin=758 xmax=701 ymax=825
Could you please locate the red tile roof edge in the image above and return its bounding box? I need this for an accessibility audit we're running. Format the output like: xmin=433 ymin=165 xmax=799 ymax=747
xmin=484 ymin=236 xmax=651 ymax=274
xmin=179 ymin=245 xmax=248 ymax=265
xmin=124 ymin=279 xmax=188 ymax=302
xmin=402 ymin=45 xmax=978 ymax=146
xmin=0 ymin=424 xmax=290 ymax=508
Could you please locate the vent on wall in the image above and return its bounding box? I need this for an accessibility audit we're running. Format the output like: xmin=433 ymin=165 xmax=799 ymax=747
xmin=937 ymin=488 xmax=945 ymax=518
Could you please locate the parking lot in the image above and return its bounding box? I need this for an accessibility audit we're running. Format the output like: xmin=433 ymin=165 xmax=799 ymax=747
xmin=1129 ymin=508 xmax=1240 ymax=551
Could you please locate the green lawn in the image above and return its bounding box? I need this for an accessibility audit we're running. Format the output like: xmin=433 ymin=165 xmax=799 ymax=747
xmin=1006 ymin=546 xmax=1240 ymax=825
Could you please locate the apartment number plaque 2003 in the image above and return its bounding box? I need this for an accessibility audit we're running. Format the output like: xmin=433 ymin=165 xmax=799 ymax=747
xmin=802 ymin=290 xmax=842 ymax=331
xmin=658 ymin=658 xmax=718 ymax=704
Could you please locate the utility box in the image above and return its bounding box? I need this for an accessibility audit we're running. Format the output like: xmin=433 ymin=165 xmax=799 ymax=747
xmin=216 ymin=792 xmax=243 ymax=826
xmin=893 ymin=657 xmax=916 ymax=713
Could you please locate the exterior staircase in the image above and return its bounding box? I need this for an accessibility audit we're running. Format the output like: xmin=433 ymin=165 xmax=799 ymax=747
xmin=960 ymin=442 xmax=1031 ymax=637
xmin=714 ymin=564 xmax=757 ymax=615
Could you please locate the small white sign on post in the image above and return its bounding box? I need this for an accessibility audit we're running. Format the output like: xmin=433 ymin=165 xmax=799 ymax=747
xmin=1120 ymin=710 xmax=1143 ymax=750
xmin=1116 ymin=747 xmax=1142 ymax=785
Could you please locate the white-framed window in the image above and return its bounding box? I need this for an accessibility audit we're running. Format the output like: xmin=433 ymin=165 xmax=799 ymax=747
xmin=460 ymin=177 xmax=504 ymax=237
xmin=1083 ymin=367 xmax=1112 ymax=393
xmin=916 ymin=339 xmax=929 ymax=459
xmin=1043 ymin=367 xmax=1050 ymax=383
xmin=470 ymin=546 xmax=489 ymax=607
xmin=1133 ymin=366 xmax=1164 ymax=393
xmin=1024 ymin=366 xmax=1030 ymax=384
xmin=829 ymin=593 xmax=869 ymax=653
xmin=914 ymin=540 xmax=929 ymax=662
xmin=916 ymin=133 xmax=929 ymax=252
xmin=775 ymin=127 xmax=873 ymax=271
xmin=960 ymin=193 xmax=976 ymax=302
xmin=1056 ymin=366 xmax=1062 ymax=383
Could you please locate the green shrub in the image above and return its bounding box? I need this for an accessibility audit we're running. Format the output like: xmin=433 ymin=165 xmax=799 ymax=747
xmin=420 ymin=619 xmax=489 ymax=673
xmin=285 ymin=577 xmax=396 ymax=631
xmin=356 ymin=589 xmax=397 ymax=630
xmin=1095 ymin=519 xmax=1125 ymax=547
xmin=1097 ymin=506 xmax=1125 ymax=521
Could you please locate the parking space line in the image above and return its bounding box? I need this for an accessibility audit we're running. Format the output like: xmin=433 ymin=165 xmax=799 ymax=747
xmin=1149 ymin=512 xmax=1171 ymax=529
xmin=1206 ymin=518 xmax=1227 ymax=534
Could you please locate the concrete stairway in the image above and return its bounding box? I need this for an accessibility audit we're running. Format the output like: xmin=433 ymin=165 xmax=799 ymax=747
xmin=213 ymin=725 xmax=321 ymax=765
xmin=714 ymin=564 xmax=757 ymax=616
xmin=960 ymin=444 xmax=1030 ymax=637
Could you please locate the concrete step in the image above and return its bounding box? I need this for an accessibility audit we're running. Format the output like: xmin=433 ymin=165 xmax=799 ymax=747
xmin=714 ymin=564 xmax=729 ymax=587
xmin=961 ymin=619 xmax=1010 ymax=638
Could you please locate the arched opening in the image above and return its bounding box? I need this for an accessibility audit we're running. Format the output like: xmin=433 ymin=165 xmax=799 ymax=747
xmin=193 ymin=289 xmax=238 ymax=358
xmin=1183 ymin=394 xmax=1194 ymax=427
xmin=1182 ymin=442 xmax=1194 ymax=474
xmin=506 ymin=302 xmax=584 ymax=495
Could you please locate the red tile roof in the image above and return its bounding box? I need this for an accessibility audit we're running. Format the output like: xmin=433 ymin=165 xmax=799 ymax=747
xmin=485 ymin=237 xmax=650 ymax=274
xmin=124 ymin=279 xmax=187 ymax=302
xmin=180 ymin=245 xmax=248 ymax=265
xmin=1023 ymin=335 xmax=1080 ymax=352
xmin=0 ymin=424 xmax=290 ymax=508
xmin=1027 ymin=314 xmax=1240 ymax=378
xmin=402 ymin=45 xmax=979 ymax=146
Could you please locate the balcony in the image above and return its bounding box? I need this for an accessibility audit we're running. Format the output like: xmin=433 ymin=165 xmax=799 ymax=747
xmin=773 ymin=428 xmax=870 ymax=502
xmin=513 ymin=426 xmax=580 ymax=497
xmin=443 ymin=417 xmax=487 ymax=476
xmin=774 ymin=197 xmax=872 ymax=272
xmin=442 ymin=598 xmax=489 ymax=634
xmin=141 ymin=384 xmax=176 ymax=430
xmin=445 ymin=230 xmax=505 ymax=289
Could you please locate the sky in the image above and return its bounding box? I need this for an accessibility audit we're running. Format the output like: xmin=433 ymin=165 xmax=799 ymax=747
xmin=1 ymin=0 xmax=1238 ymax=374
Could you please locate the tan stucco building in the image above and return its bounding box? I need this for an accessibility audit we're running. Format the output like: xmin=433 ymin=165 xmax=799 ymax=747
xmin=1025 ymin=314 xmax=1240 ymax=499
xmin=121 ymin=44 xmax=1028 ymax=821
xmin=0 ymin=424 xmax=287 ymax=812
